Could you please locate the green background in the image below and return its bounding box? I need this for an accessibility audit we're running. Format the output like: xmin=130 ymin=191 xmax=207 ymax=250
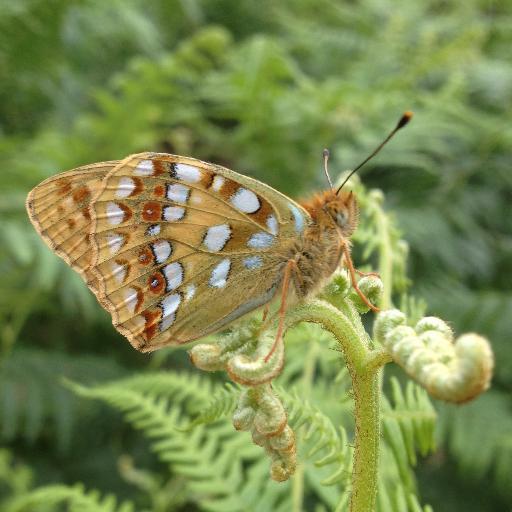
xmin=1 ymin=1 xmax=511 ymax=511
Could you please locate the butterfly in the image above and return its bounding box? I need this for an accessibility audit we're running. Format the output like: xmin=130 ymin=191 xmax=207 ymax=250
xmin=26 ymin=113 xmax=412 ymax=354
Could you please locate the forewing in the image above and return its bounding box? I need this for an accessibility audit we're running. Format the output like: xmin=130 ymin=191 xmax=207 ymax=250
xmin=26 ymin=161 xmax=119 ymax=295
xmin=88 ymin=153 xmax=311 ymax=352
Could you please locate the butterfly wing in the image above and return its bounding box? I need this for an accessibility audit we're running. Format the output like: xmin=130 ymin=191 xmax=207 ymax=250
xmin=87 ymin=153 xmax=311 ymax=351
xmin=26 ymin=161 xmax=120 ymax=296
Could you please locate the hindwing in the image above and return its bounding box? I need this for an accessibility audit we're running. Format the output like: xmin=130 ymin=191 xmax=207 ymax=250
xmin=26 ymin=161 xmax=119 ymax=295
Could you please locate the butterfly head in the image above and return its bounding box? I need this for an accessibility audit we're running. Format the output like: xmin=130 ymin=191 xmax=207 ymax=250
xmin=301 ymin=189 xmax=359 ymax=238
xmin=316 ymin=111 xmax=413 ymax=238
xmin=325 ymin=190 xmax=359 ymax=237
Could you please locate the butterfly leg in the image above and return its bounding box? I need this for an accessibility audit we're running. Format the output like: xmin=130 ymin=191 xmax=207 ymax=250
xmin=355 ymin=268 xmax=380 ymax=278
xmin=264 ymin=259 xmax=296 ymax=363
xmin=262 ymin=304 xmax=270 ymax=323
xmin=341 ymin=242 xmax=380 ymax=313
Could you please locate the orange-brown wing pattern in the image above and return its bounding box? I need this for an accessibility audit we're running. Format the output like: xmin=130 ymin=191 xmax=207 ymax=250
xmin=26 ymin=161 xmax=119 ymax=295
xmin=27 ymin=153 xmax=312 ymax=352
xmin=88 ymin=153 xmax=311 ymax=351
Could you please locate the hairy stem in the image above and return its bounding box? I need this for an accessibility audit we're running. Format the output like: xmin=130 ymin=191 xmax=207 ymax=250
xmin=283 ymin=300 xmax=382 ymax=512
xmin=350 ymin=368 xmax=380 ymax=512
xmin=365 ymin=348 xmax=393 ymax=373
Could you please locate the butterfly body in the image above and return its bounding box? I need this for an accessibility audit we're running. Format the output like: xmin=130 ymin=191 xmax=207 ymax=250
xmin=293 ymin=189 xmax=358 ymax=297
xmin=27 ymin=153 xmax=359 ymax=352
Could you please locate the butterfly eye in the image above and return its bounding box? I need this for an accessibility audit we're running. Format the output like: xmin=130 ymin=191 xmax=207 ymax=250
xmin=336 ymin=211 xmax=348 ymax=227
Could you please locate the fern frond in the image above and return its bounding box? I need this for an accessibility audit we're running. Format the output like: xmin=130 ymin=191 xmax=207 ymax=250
xmin=161 ymin=373 xmax=434 ymax=509
xmin=277 ymin=386 xmax=352 ymax=485
xmin=68 ymin=376 xmax=284 ymax=512
xmin=382 ymin=378 xmax=437 ymax=466
xmin=376 ymin=477 xmax=433 ymax=512
xmin=185 ymin=382 xmax=240 ymax=429
xmin=5 ymin=483 xmax=134 ymax=512
xmin=82 ymin=371 xmax=219 ymax=415
xmin=0 ymin=349 xmax=124 ymax=450
xmin=437 ymin=389 xmax=512 ymax=498
xmin=181 ymin=377 xmax=353 ymax=488
xmin=68 ymin=373 xmax=356 ymax=511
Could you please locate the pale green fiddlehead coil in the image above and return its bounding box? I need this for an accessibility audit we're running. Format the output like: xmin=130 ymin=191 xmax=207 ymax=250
xmin=374 ymin=310 xmax=494 ymax=403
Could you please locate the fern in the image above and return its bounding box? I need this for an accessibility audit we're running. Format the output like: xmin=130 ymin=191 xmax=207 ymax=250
xmin=185 ymin=382 xmax=241 ymax=429
xmin=5 ymin=484 xmax=135 ymax=512
xmin=0 ymin=449 xmax=134 ymax=512
xmin=186 ymin=380 xmax=353 ymax=483
xmin=376 ymin=481 xmax=434 ymax=512
xmin=0 ymin=348 xmax=125 ymax=450
xmin=67 ymin=376 xmax=273 ymax=512
xmin=382 ymin=378 xmax=437 ymax=468
xmin=436 ymin=390 xmax=512 ymax=500
xmin=67 ymin=370 xmax=436 ymax=511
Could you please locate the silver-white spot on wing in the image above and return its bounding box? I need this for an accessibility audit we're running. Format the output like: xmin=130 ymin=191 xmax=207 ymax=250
xmin=166 ymin=183 xmax=190 ymax=203
xmin=266 ymin=214 xmax=278 ymax=235
xmin=163 ymin=206 xmax=185 ymax=221
xmin=203 ymin=224 xmax=231 ymax=252
xmin=134 ymin=159 xmax=154 ymax=176
xmin=247 ymin=232 xmax=274 ymax=249
xmin=106 ymin=233 xmax=125 ymax=255
xmin=124 ymin=287 xmax=139 ymax=313
xmin=116 ymin=177 xmax=136 ymax=198
xmin=209 ymin=258 xmax=231 ymax=288
xmin=185 ymin=284 xmax=196 ymax=301
xmin=174 ymin=163 xmax=201 ymax=183
xmin=289 ymin=203 xmax=305 ymax=233
xmin=151 ymin=240 xmax=172 ymax=264
xmin=230 ymin=187 xmax=260 ymax=213
xmin=111 ymin=261 xmax=128 ymax=284
xmin=159 ymin=313 xmax=175 ymax=332
xmin=160 ymin=293 xmax=181 ymax=331
xmin=243 ymin=255 xmax=263 ymax=270
xmin=211 ymin=175 xmax=225 ymax=192
xmin=106 ymin=202 xmax=126 ymax=226
xmin=162 ymin=262 xmax=184 ymax=291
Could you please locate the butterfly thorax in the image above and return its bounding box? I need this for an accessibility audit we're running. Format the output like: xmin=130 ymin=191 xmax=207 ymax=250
xmin=289 ymin=189 xmax=359 ymax=299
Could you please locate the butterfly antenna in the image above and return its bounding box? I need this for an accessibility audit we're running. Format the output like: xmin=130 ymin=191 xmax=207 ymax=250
xmin=336 ymin=111 xmax=413 ymax=194
xmin=323 ymin=148 xmax=334 ymax=190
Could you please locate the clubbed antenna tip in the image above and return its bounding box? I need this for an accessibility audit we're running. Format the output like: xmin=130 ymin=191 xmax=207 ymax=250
xmin=396 ymin=111 xmax=413 ymax=130
xmin=336 ymin=110 xmax=414 ymax=194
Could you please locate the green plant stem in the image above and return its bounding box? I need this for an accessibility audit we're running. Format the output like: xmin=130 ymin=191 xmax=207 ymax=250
xmin=350 ymin=369 xmax=380 ymax=512
xmin=365 ymin=348 xmax=393 ymax=373
xmin=283 ymin=300 xmax=385 ymax=512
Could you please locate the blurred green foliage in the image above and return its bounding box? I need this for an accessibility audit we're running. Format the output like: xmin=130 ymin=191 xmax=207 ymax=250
xmin=1 ymin=0 xmax=510 ymax=511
